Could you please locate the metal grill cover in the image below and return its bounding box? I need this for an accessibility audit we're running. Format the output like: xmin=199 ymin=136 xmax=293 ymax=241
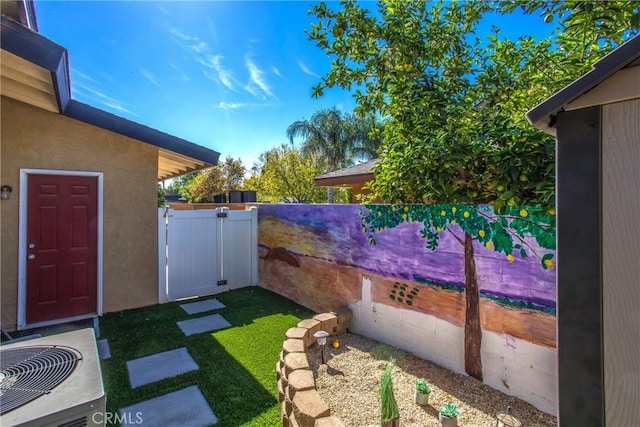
xmin=0 ymin=346 xmax=81 ymax=414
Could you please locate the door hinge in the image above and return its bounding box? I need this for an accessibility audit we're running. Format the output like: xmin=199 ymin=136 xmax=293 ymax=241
xmin=217 ymin=279 xmax=228 ymax=286
xmin=217 ymin=212 xmax=228 ymax=218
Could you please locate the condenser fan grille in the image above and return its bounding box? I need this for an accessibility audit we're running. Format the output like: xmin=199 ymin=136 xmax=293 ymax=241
xmin=0 ymin=346 xmax=81 ymax=414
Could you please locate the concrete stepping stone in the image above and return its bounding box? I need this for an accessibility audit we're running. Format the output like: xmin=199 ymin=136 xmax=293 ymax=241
xmin=180 ymin=298 xmax=226 ymax=315
xmin=119 ymin=385 xmax=217 ymax=426
xmin=177 ymin=314 xmax=231 ymax=336
xmin=127 ymin=347 xmax=198 ymax=388
xmin=97 ymin=338 xmax=111 ymax=360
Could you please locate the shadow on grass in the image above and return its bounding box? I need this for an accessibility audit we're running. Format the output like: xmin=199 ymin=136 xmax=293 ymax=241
xmin=100 ymin=286 xmax=314 ymax=427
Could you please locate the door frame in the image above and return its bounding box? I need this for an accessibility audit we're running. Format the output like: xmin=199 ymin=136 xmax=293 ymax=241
xmin=17 ymin=169 xmax=104 ymax=330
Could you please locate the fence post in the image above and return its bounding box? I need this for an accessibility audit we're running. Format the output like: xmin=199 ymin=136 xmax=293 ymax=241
xmin=158 ymin=207 xmax=168 ymax=303
xmin=219 ymin=207 xmax=230 ymax=287
xmin=250 ymin=206 xmax=259 ymax=285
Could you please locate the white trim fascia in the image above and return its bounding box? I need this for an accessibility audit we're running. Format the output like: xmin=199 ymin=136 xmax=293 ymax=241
xmin=18 ymin=169 xmax=104 ymax=330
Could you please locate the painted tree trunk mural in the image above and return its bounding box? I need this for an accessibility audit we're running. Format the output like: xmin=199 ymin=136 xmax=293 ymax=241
xmin=361 ymin=204 xmax=555 ymax=381
xmin=463 ymin=231 xmax=482 ymax=381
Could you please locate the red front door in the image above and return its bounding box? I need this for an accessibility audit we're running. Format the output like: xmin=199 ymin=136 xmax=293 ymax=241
xmin=26 ymin=174 xmax=98 ymax=324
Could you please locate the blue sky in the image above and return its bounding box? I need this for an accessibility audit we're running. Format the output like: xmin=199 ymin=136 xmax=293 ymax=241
xmin=34 ymin=1 xmax=555 ymax=174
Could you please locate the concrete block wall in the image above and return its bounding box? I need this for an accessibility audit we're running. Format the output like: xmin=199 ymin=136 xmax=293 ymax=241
xmin=349 ymin=277 xmax=557 ymax=415
xmin=276 ymin=309 xmax=352 ymax=427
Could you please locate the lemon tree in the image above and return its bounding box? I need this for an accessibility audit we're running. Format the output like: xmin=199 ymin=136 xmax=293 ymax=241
xmin=308 ymin=0 xmax=638 ymax=211
xmin=361 ymin=203 xmax=555 ymax=381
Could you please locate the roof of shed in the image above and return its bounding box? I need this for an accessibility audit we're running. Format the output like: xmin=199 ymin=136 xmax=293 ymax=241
xmin=527 ymin=35 xmax=640 ymax=136
xmin=1 ymin=13 xmax=220 ymax=180
xmin=314 ymin=158 xmax=379 ymax=187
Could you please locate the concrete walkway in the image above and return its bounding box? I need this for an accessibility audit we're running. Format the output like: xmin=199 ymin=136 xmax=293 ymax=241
xmin=180 ymin=298 xmax=225 ymax=315
xmin=118 ymin=299 xmax=233 ymax=425
xmin=127 ymin=347 xmax=199 ymax=388
xmin=177 ymin=314 xmax=231 ymax=336
xmin=120 ymin=385 xmax=217 ymax=426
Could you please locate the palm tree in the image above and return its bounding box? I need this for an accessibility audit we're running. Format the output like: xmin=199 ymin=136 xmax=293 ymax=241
xmin=350 ymin=112 xmax=385 ymax=160
xmin=287 ymin=107 xmax=382 ymax=203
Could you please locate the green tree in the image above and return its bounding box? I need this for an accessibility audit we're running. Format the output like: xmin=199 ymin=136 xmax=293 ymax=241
xmin=243 ymin=144 xmax=331 ymax=203
xmin=186 ymin=156 xmax=246 ymax=203
xmin=286 ymin=107 xmax=382 ymax=203
xmin=188 ymin=167 xmax=226 ymax=203
xmin=167 ymin=172 xmax=198 ymax=202
xmin=361 ymin=203 xmax=555 ymax=381
xmin=157 ymin=184 xmax=166 ymax=207
xmin=308 ymin=0 xmax=638 ymax=210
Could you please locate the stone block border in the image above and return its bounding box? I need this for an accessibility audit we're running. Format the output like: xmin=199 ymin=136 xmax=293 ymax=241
xmin=276 ymin=308 xmax=353 ymax=427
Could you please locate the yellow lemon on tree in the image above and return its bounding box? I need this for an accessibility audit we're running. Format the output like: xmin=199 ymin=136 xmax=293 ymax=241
xmin=450 ymin=219 xmax=457 ymax=225
xmin=332 ymin=340 xmax=340 ymax=349
xmin=507 ymin=197 xmax=516 ymax=207
xmin=463 ymin=211 xmax=470 ymax=218
xmin=507 ymin=254 xmax=515 ymax=263
xmin=452 ymin=207 xmax=457 ymax=213
xmin=404 ymin=206 xmax=409 ymax=212
xmin=441 ymin=210 xmax=446 ymax=216
xmin=548 ymin=207 xmax=556 ymax=216
xmin=520 ymin=209 xmax=528 ymax=217
xmin=486 ymin=242 xmax=493 ymax=249
xmin=436 ymin=227 xmax=442 ymax=233
xmin=544 ymin=259 xmax=555 ymax=269
xmin=402 ymin=213 xmax=407 ymax=220
xmin=478 ymin=230 xmax=485 ymax=238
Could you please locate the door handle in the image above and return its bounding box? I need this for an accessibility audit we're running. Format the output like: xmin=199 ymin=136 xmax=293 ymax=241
xmin=28 ymin=243 xmax=36 ymax=249
xmin=28 ymin=254 xmax=36 ymax=260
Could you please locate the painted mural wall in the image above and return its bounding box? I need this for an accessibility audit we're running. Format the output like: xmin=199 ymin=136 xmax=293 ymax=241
xmin=258 ymin=203 xmax=557 ymax=415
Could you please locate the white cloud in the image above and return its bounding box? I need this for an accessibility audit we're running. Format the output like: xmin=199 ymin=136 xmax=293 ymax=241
xmin=71 ymin=68 xmax=99 ymax=84
xmin=297 ymin=60 xmax=320 ymax=79
xmin=213 ymin=101 xmax=271 ymax=110
xmin=73 ymin=83 xmax=138 ymax=116
xmin=198 ymin=55 xmax=236 ymax=90
xmin=103 ymin=102 xmax=138 ymax=116
xmin=189 ymin=41 xmax=209 ymax=54
xmin=245 ymin=57 xmax=275 ymax=99
xmin=272 ymin=66 xmax=281 ymax=77
xmin=169 ymin=63 xmax=189 ymax=82
xmin=140 ymin=68 xmax=159 ymax=86
xmin=168 ymin=26 xmax=199 ymax=42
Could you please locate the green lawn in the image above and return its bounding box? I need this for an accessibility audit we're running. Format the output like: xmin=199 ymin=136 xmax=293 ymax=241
xmin=99 ymin=287 xmax=314 ymax=426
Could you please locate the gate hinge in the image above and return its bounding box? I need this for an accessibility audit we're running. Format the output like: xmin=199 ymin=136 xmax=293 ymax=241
xmin=217 ymin=212 xmax=228 ymax=218
xmin=217 ymin=279 xmax=228 ymax=286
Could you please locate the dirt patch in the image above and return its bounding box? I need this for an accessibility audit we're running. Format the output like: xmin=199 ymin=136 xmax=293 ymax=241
xmin=309 ymin=333 xmax=557 ymax=427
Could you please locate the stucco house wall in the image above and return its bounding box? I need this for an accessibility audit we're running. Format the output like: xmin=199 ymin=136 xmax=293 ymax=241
xmin=1 ymin=96 xmax=159 ymax=330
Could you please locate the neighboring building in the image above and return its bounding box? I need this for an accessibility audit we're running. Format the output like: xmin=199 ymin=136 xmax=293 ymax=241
xmin=527 ymin=34 xmax=639 ymax=427
xmin=164 ymin=190 xmax=187 ymax=204
xmin=314 ymin=158 xmax=379 ymax=203
xmin=1 ymin=3 xmax=220 ymax=330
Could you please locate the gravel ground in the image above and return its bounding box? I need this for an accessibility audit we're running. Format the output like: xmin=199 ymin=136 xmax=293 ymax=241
xmin=309 ymin=333 xmax=557 ymax=427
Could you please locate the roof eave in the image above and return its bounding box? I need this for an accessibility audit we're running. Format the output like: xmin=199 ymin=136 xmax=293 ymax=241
xmin=314 ymin=173 xmax=375 ymax=187
xmin=527 ymin=35 xmax=640 ymax=136
xmin=1 ymin=15 xmax=220 ymax=175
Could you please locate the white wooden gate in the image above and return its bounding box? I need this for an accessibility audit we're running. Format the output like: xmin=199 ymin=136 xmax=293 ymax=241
xmin=158 ymin=207 xmax=258 ymax=302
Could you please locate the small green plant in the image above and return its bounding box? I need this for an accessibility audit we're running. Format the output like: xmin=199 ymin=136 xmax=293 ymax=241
xmin=440 ymin=403 xmax=459 ymax=419
xmin=416 ymin=378 xmax=431 ymax=394
xmin=380 ymin=358 xmax=400 ymax=423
